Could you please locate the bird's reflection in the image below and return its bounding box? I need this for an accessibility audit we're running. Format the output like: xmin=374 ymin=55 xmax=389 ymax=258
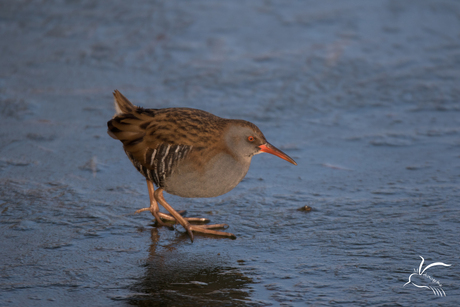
xmin=128 ymin=228 xmax=254 ymax=306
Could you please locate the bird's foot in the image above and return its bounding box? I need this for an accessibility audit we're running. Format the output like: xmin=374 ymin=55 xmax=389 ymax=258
xmin=135 ymin=207 xmax=187 ymax=216
xmin=135 ymin=208 xmax=210 ymax=224
xmin=134 ymin=207 xmax=173 ymax=229
xmin=153 ymin=188 xmax=235 ymax=242
xmin=157 ymin=212 xmax=210 ymax=224
xmin=185 ymin=224 xmax=236 ymax=240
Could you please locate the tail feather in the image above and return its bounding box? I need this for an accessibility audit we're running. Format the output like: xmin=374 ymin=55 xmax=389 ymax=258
xmin=113 ymin=90 xmax=135 ymax=114
xmin=108 ymin=90 xmax=146 ymax=147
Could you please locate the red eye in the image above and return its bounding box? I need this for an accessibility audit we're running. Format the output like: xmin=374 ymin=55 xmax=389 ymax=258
xmin=248 ymin=136 xmax=254 ymax=142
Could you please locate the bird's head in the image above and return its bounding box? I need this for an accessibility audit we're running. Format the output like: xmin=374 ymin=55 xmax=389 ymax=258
xmin=224 ymin=120 xmax=297 ymax=165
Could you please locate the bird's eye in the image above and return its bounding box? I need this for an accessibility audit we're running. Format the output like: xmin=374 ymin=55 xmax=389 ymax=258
xmin=248 ymin=136 xmax=255 ymax=142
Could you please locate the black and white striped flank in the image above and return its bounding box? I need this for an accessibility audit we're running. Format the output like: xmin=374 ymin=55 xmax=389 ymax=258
xmin=126 ymin=144 xmax=192 ymax=188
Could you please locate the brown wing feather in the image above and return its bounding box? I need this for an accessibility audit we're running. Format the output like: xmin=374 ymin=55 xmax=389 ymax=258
xmin=107 ymin=91 xmax=228 ymax=187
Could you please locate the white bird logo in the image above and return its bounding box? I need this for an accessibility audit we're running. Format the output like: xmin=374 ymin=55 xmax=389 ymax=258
xmin=404 ymin=256 xmax=451 ymax=297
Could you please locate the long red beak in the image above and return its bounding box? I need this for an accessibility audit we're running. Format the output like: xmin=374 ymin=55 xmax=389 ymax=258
xmin=259 ymin=143 xmax=297 ymax=165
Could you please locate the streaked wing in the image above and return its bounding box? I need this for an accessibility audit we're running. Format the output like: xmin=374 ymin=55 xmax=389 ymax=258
xmin=108 ymin=109 xmax=197 ymax=187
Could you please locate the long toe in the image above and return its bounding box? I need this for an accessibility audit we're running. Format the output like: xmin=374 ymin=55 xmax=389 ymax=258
xmin=157 ymin=212 xmax=210 ymax=224
xmin=134 ymin=207 xmax=150 ymax=214
xmin=135 ymin=208 xmax=174 ymax=228
xmin=184 ymin=217 xmax=211 ymax=224
xmin=189 ymin=225 xmax=236 ymax=239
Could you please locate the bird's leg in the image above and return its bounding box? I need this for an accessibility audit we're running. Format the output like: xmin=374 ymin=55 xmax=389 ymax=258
xmin=134 ymin=180 xmax=173 ymax=228
xmin=135 ymin=180 xmax=210 ymax=224
xmin=155 ymin=188 xmax=236 ymax=242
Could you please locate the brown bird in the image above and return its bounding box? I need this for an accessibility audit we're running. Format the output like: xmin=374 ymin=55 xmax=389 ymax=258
xmin=107 ymin=90 xmax=296 ymax=242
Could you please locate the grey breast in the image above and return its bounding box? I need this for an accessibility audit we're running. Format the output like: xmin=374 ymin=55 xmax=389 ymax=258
xmin=165 ymin=151 xmax=251 ymax=198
